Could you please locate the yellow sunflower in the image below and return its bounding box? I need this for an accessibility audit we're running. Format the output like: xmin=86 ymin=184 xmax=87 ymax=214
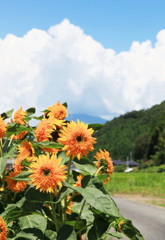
xmin=29 ymin=154 xmax=66 ymax=193
xmin=47 ymin=101 xmax=68 ymax=120
xmin=0 ymin=216 xmax=7 ymax=240
xmin=17 ymin=140 xmax=34 ymax=160
xmin=13 ymin=107 xmax=26 ymax=125
xmin=6 ymin=170 xmax=28 ymax=193
xmin=35 ymin=117 xmax=64 ymax=142
xmin=94 ymin=149 xmax=114 ymax=183
xmin=66 ymin=195 xmax=74 ymax=215
xmin=41 ymin=147 xmax=61 ymax=154
xmin=12 ymin=131 xmax=27 ymax=140
xmin=0 ymin=117 xmax=7 ymax=138
xmin=14 ymin=157 xmax=24 ymax=172
xmin=14 ymin=155 xmax=36 ymax=172
xmin=58 ymin=121 xmax=96 ymax=160
xmin=74 ymin=175 xmax=84 ymax=187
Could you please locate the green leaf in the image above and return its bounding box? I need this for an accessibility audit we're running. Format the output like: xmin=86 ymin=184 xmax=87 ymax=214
xmin=33 ymin=115 xmax=43 ymax=121
xmin=97 ymin=173 xmax=109 ymax=182
xmin=57 ymin=151 xmax=70 ymax=164
xmin=73 ymin=160 xmax=97 ymax=175
xmin=57 ymin=225 xmax=76 ymax=240
xmin=88 ymin=225 xmax=99 ymax=240
xmin=26 ymin=108 xmax=36 ymax=116
xmin=21 ymin=159 xmax=31 ymax=167
xmin=12 ymin=171 xmax=31 ymax=181
xmin=2 ymin=196 xmax=42 ymax=221
xmin=65 ymin=219 xmax=86 ymax=231
xmin=81 ymin=175 xmax=92 ymax=188
xmin=0 ymin=156 xmax=7 ymax=175
xmin=108 ymin=232 xmax=123 ymax=239
xmin=89 ymin=215 xmax=109 ymax=239
xmin=7 ymin=121 xmax=17 ymax=128
xmin=6 ymin=123 xmax=17 ymax=136
xmin=14 ymin=228 xmax=50 ymax=240
xmin=0 ymin=145 xmax=16 ymax=175
xmin=34 ymin=141 xmax=63 ymax=149
xmin=6 ymin=124 xmax=32 ymax=136
xmin=55 ymin=186 xmax=73 ymax=204
xmin=62 ymin=102 xmax=68 ymax=108
xmin=64 ymin=183 xmax=121 ymax=217
xmin=91 ymin=176 xmax=107 ymax=194
xmin=121 ymin=219 xmax=144 ymax=240
xmin=19 ymin=215 xmax=47 ymax=233
xmin=25 ymin=187 xmax=49 ymax=202
xmin=13 ymin=231 xmax=38 ymax=240
xmin=73 ymin=202 xmax=94 ymax=226
xmin=2 ymin=203 xmax=26 ymax=221
xmin=44 ymin=230 xmax=57 ymax=239
xmin=1 ymin=109 xmax=14 ymax=119
xmin=24 ymin=116 xmax=32 ymax=122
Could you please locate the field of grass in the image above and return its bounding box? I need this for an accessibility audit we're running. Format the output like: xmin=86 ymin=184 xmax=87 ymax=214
xmin=105 ymin=172 xmax=165 ymax=206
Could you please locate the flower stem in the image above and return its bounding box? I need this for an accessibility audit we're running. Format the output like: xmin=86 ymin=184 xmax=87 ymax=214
xmin=75 ymin=199 xmax=86 ymax=228
xmin=62 ymin=158 xmax=73 ymax=222
xmin=49 ymin=194 xmax=59 ymax=232
xmin=66 ymin=157 xmax=72 ymax=182
xmin=0 ymin=139 xmax=3 ymax=157
xmin=0 ymin=138 xmax=6 ymax=187
xmin=76 ymin=223 xmax=93 ymax=235
xmin=94 ymin=166 xmax=103 ymax=176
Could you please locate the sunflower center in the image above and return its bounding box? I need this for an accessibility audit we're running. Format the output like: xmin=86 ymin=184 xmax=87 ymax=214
xmin=43 ymin=168 xmax=50 ymax=176
xmin=29 ymin=149 xmax=33 ymax=157
xmin=76 ymin=135 xmax=83 ymax=142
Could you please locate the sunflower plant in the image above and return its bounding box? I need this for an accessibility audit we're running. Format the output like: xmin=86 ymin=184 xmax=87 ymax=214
xmin=0 ymin=102 xmax=144 ymax=240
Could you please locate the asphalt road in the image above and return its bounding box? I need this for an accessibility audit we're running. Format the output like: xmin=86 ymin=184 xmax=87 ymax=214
xmin=112 ymin=196 xmax=165 ymax=240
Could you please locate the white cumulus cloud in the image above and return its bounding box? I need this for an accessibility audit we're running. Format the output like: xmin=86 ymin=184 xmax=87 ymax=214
xmin=0 ymin=19 xmax=165 ymax=119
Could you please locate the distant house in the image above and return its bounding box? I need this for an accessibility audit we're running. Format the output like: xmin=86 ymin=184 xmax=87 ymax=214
xmin=112 ymin=159 xmax=139 ymax=167
xmin=112 ymin=160 xmax=126 ymax=166
xmin=128 ymin=160 xmax=139 ymax=167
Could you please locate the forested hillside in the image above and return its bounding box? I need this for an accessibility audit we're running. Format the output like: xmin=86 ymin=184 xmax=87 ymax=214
xmin=93 ymin=101 xmax=165 ymax=166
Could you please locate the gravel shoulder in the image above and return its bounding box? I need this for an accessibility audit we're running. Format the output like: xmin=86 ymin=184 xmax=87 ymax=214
xmin=113 ymin=193 xmax=165 ymax=207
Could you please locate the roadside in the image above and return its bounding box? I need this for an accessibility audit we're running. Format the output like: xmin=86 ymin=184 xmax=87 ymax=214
xmin=112 ymin=196 xmax=165 ymax=240
xmin=113 ymin=193 xmax=165 ymax=207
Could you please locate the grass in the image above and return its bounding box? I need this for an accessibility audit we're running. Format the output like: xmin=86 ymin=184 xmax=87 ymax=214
xmin=105 ymin=172 xmax=165 ymax=206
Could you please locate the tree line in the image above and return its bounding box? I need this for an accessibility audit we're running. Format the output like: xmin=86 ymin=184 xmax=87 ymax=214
xmin=92 ymin=101 xmax=165 ymax=166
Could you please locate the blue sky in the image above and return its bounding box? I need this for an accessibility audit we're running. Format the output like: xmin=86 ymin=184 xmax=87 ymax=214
xmin=0 ymin=0 xmax=165 ymax=119
xmin=1 ymin=0 xmax=165 ymax=52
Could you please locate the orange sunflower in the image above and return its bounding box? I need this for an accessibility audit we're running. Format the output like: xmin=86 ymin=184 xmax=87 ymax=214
xmin=58 ymin=121 xmax=96 ymax=160
xmin=94 ymin=149 xmax=114 ymax=183
xmin=74 ymin=175 xmax=84 ymax=187
xmin=29 ymin=154 xmax=66 ymax=193
xmin=14 ymin=107 xmax=26 ymax=125
xmin=35 ymin=117 xmax=64 ymax=142
xmin=0 ymin=216 xmax=7 ymax=240
xmin=17 ymin=140 xmax=34 ymax=160
xmin=66 ymin=195 xmax=74 ymax=215
xmin=41 ymin=147 xmax=61 ymax=154
xmin=0 ymin=117 xmax=7 ymax=138
xmin=47 ymin=101 xmax=68 ymax=120
xmin=6 ymin=170 xmax=28 ymax=193
xmin=12 ymin=131 xmax=27 ymax=140
xmin=14 ymin=155 xmax=35 ymax=172
xmin=14 ymin=157 xmax=24 ymax=172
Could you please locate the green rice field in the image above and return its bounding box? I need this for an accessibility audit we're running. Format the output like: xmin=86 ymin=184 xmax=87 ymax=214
xmin=105 ymin=172 xmax=165 ymax=205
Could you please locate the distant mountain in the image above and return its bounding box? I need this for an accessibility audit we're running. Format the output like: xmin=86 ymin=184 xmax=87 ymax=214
xmin=67 ymin=113 xmax=108 ymax=124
